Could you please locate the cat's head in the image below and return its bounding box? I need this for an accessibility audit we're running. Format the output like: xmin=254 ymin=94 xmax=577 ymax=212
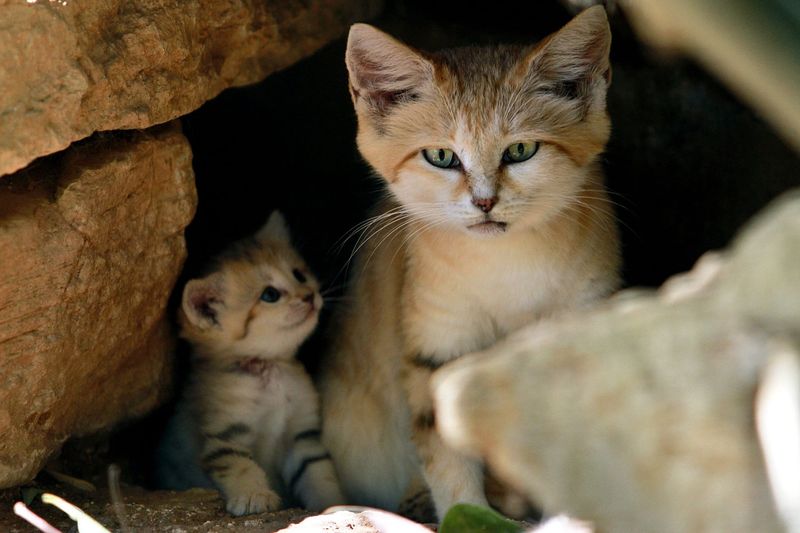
xmin=179 ymin=212 xmax=322 ymax=359
xmin=346 ymin=6 xmax=611 ymax=236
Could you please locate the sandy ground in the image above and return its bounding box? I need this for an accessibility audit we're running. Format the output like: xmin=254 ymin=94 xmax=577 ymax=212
xmin=0 ymin=482 xmax=313 ymax=532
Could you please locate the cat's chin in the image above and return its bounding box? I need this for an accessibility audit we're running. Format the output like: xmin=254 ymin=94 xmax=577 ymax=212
xmin=466 ymin=220 xmax=508 ymax=236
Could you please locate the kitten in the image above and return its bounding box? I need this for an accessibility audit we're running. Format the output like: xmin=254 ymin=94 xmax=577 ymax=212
xmin=318 ymin=6 xmax=620 ymax=521
xmin=157 ymin=212 xmax=344 ymax=516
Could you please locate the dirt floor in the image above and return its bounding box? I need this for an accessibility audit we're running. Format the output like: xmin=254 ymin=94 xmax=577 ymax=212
xmin=0 ymin=481 xmax=313 ymax=532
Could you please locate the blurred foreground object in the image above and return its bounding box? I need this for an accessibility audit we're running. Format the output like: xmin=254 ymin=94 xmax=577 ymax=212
xmin=620 ymin=0 xmax=800 ymax=152
xmin=434 ymin=190 xmax=800 ymax=533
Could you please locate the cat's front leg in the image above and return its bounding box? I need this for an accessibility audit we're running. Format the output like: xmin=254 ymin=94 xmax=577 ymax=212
xmin=200 ymin=423 xmax=281 ymax=515
xmin=405 ymin=353 xmax=489 ymax=519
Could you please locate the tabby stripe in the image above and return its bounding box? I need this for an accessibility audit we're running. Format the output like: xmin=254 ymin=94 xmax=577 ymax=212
xmin=208 ymin=423 xmax=250 ymax=441
xmin=409 ymin=353 xmax=446 ymax=371
xmin=288 ymin=454 xmax=331 ymax=495
xmin=205 ymin=463 xmax=231 ymax=476
xmin=294 ymin=429 xmax=321 ymax=442
xmin=202 ymin=447 xmax=251 ymax=464
xmin=413 ymin=410 xmax=436 ymax=431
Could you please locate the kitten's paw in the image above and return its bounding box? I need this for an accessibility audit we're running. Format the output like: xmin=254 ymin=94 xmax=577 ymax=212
xmin=225 ymin=489 xmax=281 ymax=516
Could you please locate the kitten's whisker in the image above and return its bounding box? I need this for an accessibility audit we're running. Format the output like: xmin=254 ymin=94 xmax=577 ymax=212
xmin=320 ymin=283 xmax=350 ymax=297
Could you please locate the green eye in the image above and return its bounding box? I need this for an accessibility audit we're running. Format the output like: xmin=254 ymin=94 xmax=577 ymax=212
xmin=422 ymin=148 xmax=460 ymax=169
xmin=502 ymin=141 xmax=539 ymax=163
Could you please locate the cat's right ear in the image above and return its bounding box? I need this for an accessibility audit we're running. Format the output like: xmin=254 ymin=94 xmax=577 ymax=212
xmin=256 ymin=211 xmax=291 ymax=243
xmin=527 ymin=5 xmax=612 ymax=102
xmin=182 ymin=274 xmax=224 ymax=330
xmin=345 ymin=24 xmax=433 ymax=115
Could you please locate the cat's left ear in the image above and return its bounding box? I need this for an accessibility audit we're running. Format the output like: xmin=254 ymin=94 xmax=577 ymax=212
xmin=256 ymin=211 xmax=291 ymax=243
xmin=345 ymin=24 xmax=434 ymax=115
xmin=528 ymin=5 xmax=612 ymax=100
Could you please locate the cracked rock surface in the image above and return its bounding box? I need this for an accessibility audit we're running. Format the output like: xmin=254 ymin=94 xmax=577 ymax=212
xmin=0 ymin=122 xmax=196 ymax=488
xmin=0 ymin=0 xmax=377 ymax=177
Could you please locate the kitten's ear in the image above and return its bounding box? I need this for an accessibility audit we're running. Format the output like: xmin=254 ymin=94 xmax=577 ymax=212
xmin=182 ymin=274 xmax=225 ymax=330
xmin=345 ymin=24 xmax=433 ymax=115
xmin=529 ymin=5 xmax=612 ymax=99
xmin=256 ymin=211 xmax=291 ymax=243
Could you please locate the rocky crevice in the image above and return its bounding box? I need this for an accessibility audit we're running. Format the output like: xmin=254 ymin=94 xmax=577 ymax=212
xmin=0 ymin=123 xmax=196 ymax=488
xmin=0 ymin=0 xmax=378 ymax=177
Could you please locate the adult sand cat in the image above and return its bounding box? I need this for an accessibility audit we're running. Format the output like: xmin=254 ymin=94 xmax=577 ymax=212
xmin=158 ymin=212 xmax=343 ymax=516
xmin=319 ymin=6 xmax=621 ymax=520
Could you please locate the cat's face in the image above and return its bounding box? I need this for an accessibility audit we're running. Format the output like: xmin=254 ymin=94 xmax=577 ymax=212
xmin=346 ymin=7 xmax=611 ymax=236
xmin=180 ymin=212 xmax=322 ymax=358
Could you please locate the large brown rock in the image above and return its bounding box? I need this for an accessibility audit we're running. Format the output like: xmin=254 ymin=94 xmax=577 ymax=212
xmin=0 ymin=122 xmax=196 ymax=488
xmin=0 ymin=0 xmax=378 ymax=178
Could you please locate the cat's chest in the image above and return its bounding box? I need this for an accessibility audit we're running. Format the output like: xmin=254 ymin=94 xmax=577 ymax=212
xmin=223 ymin=360 xmax=307 ymax=414
xmin=405 ymin=235 xmax=578 ymax=355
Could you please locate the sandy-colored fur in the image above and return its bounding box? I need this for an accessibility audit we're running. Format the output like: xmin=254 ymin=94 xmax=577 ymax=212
xmin=319 ymin=6 xmax=620 ymax=519
xmin=158 ymin=213 xmax=343 ymax=515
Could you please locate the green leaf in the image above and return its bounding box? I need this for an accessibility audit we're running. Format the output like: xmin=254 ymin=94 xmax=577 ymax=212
xmin=20 ymin=487 xmax=43 ymax=507
xmin=439 ymin=503 xmax=524 ymax=533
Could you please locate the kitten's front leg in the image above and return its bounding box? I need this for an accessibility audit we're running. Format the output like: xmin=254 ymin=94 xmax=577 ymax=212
xmin=406 ymin=354 xmax=489 ymax=519
xmin=281 ymin=373 xmax=345 ymax=511
xmin=201 ymin=422 xmax=281 ymax=515
xmin=282 ymin=428 xmax=344 ymax=511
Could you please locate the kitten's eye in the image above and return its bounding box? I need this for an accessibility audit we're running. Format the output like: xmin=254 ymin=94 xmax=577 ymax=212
xmin=502 ymin=142 xmax=539 ymax=163
xmin=293 ymin=269 xmax=307 ymax=283
xmin=422 ymin=148 xmax=460 ymax=169
xmin=260 ymin=286 xmax=281 ymax=303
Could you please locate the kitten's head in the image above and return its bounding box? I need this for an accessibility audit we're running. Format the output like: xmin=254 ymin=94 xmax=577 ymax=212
xmin=346 ymin=6 xmax=611 ymax=236
xmin=179 ymin=212 xmax=322 ymax=359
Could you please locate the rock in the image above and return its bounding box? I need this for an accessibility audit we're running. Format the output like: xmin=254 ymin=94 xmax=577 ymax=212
xmin=278 ymin=507 xmax=591 ymax=533
xmin=0 ymin=0 xmax=379 ymax=178
xmin=278 ymin=508 xmax=433 ymax=533
xmin=432 ymin=191 xmax=800 ymax=533
xmin=0 ymin=122 xmax=196 ymax=489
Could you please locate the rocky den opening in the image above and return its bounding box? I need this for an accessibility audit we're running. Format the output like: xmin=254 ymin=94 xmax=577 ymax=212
xmin=1 ymin=0 xmax=799 ymax=531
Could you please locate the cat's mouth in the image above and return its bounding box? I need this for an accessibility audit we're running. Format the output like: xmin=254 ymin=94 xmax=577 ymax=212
xmin=286 ymin=305 xmax=318 ymax=329
xmin=467 ymin=220 xmax=508 ymax=235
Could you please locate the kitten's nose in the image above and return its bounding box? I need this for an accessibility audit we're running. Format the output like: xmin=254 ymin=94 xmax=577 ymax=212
xmin=302 ymin=292 xmax=315 ymax=306
xmin=472 ymin=196 xmax=497 ymax=213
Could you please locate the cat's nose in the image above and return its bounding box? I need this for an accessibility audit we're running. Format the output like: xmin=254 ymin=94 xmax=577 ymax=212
xmin=472 ymin=196 xmax=497 ymax=213
xmin=302 ymin=292 xmax=315 ymax=305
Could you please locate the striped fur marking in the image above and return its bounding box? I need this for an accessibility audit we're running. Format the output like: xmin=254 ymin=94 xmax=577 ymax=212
xmin=409 ymin=353 xmax=446 ymax=371
xmin=294 ymin=429 xmax=322 ymax=442
xmin=288 ymin=454 xmax=332 ymax=495
xmin=414 ymin=410 xmax=436 ymax=431
xmin=208 ymin=423 xmax=250 ymax=442
xmin=202 ymin=447 xmax=251 ymax=465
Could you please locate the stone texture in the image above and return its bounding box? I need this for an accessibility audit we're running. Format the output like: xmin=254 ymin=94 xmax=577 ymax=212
xmin=0 ymin=0 xmax=379 ymax=178
xmin=278 ymin=509 xmax=433 ymax=533
xmin=0 ymin=122 xmax=197 ymax=489
xmin=433 ymin=191 xmax=800 ymax=533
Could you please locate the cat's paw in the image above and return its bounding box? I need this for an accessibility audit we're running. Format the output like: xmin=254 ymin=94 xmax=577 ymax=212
xmin=225 ymin=489 xmax=281 ymax=516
